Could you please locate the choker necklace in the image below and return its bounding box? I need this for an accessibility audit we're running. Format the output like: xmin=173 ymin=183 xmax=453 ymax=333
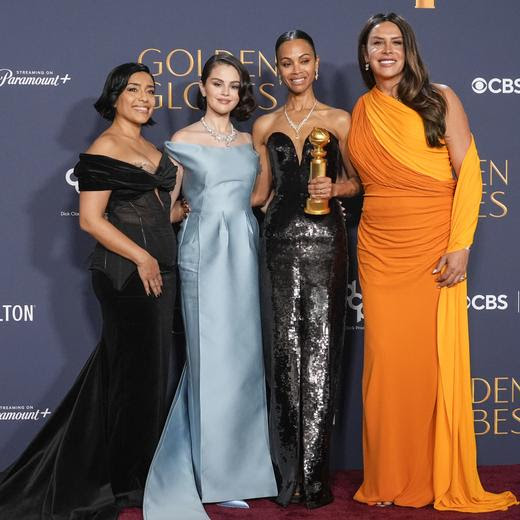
xmin=284 ymin=100 xmax=318 ymax=139
xmin=201 ymin=117 xmax=237 ymax=147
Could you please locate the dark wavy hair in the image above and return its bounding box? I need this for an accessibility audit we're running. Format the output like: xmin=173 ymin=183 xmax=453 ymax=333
xmin=94 ymin=62 xmax=156 ymax=126
xmin=196 ymin=54 xmax=256 ymax=121
xmin=275 ymin=29 xmax=316 ymax=58
xmin=358 ymin=13 xmax=447 ymax=147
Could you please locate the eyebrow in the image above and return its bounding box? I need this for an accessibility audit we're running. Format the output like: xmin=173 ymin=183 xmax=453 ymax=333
xmin=209 ymin=77 xmax=240 ymax=83
xmin=127 ymin=82 xmax=155 ymax=88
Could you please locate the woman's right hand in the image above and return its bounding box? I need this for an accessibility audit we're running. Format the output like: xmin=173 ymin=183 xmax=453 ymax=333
xmin=136 ymin=252 xmax=163 ymax=297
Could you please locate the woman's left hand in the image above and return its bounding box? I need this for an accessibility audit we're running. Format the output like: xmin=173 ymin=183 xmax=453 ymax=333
xmin=308 ymin=176 xmax=334 ymax=200
xmin=433 ymin=248 xmax=470 ymax=287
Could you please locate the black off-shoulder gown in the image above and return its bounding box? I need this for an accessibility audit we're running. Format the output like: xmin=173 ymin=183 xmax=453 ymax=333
xmin=0 ymin=152 xmax=178 ymax=520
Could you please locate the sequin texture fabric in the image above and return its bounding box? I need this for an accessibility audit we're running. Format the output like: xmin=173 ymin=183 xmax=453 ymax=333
xmin=261 ymin=132 xmax=348 ymax=508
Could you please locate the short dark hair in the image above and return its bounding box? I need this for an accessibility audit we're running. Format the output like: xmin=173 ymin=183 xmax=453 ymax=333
xmin=94 ymin=62 xmax=156 ymax=126
xmin=275 ymin=29 xmax=317 ymax=58
xmin=196 ymin=54 xmax=256 ymax=121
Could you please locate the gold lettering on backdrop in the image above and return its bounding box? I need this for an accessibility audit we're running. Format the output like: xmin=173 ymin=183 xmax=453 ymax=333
xmin=513 ymin=378 xmax=520 ymax=402
xmin=494 ymin=409 xmax=509 ymax=435
xmin=479 ymin=159 xmax=509 ymax=219
xmin=240 ymin=50 xmax=256 ymax=78
xmin=473 ymin=409 xmax=491 ymax=435
xmin=257 ymin=83 xmax=277 ymax=110
xmin=259 ymin=51 xmax=277 ymax=77
xmin=415 ymin=0 xmax=435 ymax=7
xmin=183 ymin=82 xmax=200 ymax=110
xmin=472 ymin=377 xmax=520 ymax=435
xmin=138 ymin=48 xmax=163 ymax=76
xmin=167 ymin=82 xmax=182 ymax=110
xmin=138 ymin=48 xmax=279 ymax=112
xmin=495 ymin=377 xmax=509 ymax=404
xmin=166 ymin=49 xmax=194 ymax=77
xmin=513 ymin=409 xmax=520 ymax=435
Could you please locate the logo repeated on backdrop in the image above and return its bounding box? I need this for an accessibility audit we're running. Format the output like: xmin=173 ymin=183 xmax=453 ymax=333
xmin=0 ymin=304 xmax=35 ymax=323
xmin=472 ymin=77 xmax=520 ymax=95
xmin=0 ymin=405 xmax=51 ymax=422
xmin=467 ymin=293 xmax=508 ymax=311
xmin=472 ymin=377 xmax=520 ymax=436
xmin=347 ymin=279 xmax=364 ymax=330
xmin=479 ymin=157 xmax=510 ymax=219
xmin=0 ymin=69 xmax=72 ymax=88
xmin=60 ymin=168 xmax=79 ymax=218
xmin=137 ymin=48 xmax=279 ymax=112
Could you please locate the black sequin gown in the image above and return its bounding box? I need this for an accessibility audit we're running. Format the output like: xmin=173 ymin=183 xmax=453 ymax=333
xmin=0 ymin=152 xmax=179 ymax=520
xmin=261 ymin=132 xmax=348 ymax=508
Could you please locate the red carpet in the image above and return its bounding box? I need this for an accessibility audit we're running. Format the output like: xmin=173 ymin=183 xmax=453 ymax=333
xmin=119 ymin=465 xmax=519 ymax=519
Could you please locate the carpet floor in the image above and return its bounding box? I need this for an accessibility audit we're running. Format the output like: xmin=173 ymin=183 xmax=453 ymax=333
xmin=120 ymin=465 xmax=519 ymax=520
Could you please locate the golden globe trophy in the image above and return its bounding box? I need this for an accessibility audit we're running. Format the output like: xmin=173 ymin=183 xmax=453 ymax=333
xmin=304 ymin=127 xmax=331 ymax=215
xmin=415 ymin=0 xmax=435 ymax=8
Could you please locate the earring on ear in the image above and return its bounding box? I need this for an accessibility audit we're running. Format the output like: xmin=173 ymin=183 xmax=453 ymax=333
xmin=365 ymin=63 xmax=370 ymax=71
xmin=278 ymin=75 xmax=282 ymax=85
xmin=315 ymin=69 xmax=319 ymax=80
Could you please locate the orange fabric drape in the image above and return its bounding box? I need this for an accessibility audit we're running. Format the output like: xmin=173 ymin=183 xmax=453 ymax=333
xmin=348 ymin=87 xmax=518 ymax=513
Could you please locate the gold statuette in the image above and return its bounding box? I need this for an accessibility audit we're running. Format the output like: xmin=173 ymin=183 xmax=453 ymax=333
xmin=304 ymin=127 xmax=331 ymax=215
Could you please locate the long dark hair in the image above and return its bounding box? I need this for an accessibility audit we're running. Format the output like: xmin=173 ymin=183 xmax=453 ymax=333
xmin=196 ymin=54 xmax=256 ymax=121
xmin=94 ymin=62 xmax=156 ymax=125
xmin=358 ymin=13 xmax=447 ymax=148
xmin=275 ymin=29 xmax=316 ymax=58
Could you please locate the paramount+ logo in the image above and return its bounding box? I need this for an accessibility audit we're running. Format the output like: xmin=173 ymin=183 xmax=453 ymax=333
xmin=472 ymin=77 xmax=520 ymax=95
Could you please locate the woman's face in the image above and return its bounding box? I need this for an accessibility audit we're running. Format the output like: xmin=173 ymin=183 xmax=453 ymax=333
xmin=114 ymin=71 xmax=155 ymax=124
xmin=200 ymin=64 xmax=240 ymax=116
xmin=364 ymin=21 xmax=405 ymax=85
xmin=277 ymin=38 xmax=319 ymax=94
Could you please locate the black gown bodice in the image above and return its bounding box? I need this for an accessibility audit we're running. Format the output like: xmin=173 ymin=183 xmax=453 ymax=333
xmin=74 ymin=151 xmax=177 ymax=290
xmin=264 ymin=132 xmax=345 ymax=240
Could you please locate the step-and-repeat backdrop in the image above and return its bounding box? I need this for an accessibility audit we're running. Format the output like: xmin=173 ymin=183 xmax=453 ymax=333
xmin=1 ymin=0 xmax=518 ymax=470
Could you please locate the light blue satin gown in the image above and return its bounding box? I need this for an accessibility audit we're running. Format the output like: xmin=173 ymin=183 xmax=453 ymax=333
xmin=143 ymin=141 xmax=277 ymax=520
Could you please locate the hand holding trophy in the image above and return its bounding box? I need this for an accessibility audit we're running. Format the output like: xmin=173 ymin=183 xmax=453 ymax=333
xmin=305 ymin=127 xmax=331 ymax=215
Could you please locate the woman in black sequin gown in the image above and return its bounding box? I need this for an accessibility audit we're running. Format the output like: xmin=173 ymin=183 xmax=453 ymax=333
xmin=0 ymin=63 xmax=184 ymax=520
xmin=252 ymin=31 xmax=361 ymax=508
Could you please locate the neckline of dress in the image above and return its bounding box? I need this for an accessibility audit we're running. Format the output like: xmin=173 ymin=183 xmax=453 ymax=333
xmin=167 ymin=141 xmax=253 ymax=150
xmin=267 ymin=131 xmax=338 ymax=168
xmin=80 ymin=150 xmax=168 ymax=176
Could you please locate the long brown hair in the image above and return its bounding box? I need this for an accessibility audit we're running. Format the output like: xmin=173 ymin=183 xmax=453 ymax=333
xmin=358 ymin=13 xmax=447 ymax=148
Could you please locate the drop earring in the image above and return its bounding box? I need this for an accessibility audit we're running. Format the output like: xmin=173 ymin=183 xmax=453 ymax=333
xmin=315 ymin=69 xmax=319 ymax=80
xmin=278 ymin=75 xmax=282 ymax=85
xmin=365 ymin=63 xmax=370 ymax=71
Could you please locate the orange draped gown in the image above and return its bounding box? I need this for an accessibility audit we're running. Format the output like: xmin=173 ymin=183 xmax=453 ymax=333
xmin=347 ymin=87 xmax=518 ymax=512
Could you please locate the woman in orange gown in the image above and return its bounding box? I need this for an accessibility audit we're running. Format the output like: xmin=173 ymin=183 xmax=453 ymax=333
xmin=348 ymin=13 xmax=518 ymax=512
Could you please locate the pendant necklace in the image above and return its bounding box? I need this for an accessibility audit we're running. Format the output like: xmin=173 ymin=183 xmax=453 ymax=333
xmin=284 ymin=100 xmax=318 ymax=139
xmin=201 ymin=117 xmax=237 ymax=147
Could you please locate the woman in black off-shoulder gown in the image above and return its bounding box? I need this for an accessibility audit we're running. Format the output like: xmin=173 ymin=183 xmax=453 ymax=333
xmin=0 ymin=63 xmax=181 ymax=520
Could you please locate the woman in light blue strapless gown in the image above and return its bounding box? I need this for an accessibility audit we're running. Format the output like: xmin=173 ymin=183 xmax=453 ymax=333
xmin=143 ymin=54 xmax=277 ymax=520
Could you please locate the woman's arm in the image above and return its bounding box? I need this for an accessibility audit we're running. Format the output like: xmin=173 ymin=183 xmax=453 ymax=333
xmin=79 ymin=191 xmax=163 ymax=296
xmin=251 ymin=116 xmax=273 ymax=207
xmin=308 ymin=109 xmax=362 ymax=200
xmin=433 ymin=85 xmax=473 ymax=288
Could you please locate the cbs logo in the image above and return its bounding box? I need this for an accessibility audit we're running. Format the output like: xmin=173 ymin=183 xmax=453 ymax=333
xmin=65 ymin=168 xmax=79 ymax=193
xmin=467 ymin=294 xmax=508 ymax=311
xmin=472 ymin=77 xmax=520 ymax=94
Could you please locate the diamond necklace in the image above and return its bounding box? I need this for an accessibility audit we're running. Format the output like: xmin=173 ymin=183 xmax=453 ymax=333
xmin=200 ymin=117 xmax=238 ymax=147
xmin=284 ymin=100 xmax=318 ymax=139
